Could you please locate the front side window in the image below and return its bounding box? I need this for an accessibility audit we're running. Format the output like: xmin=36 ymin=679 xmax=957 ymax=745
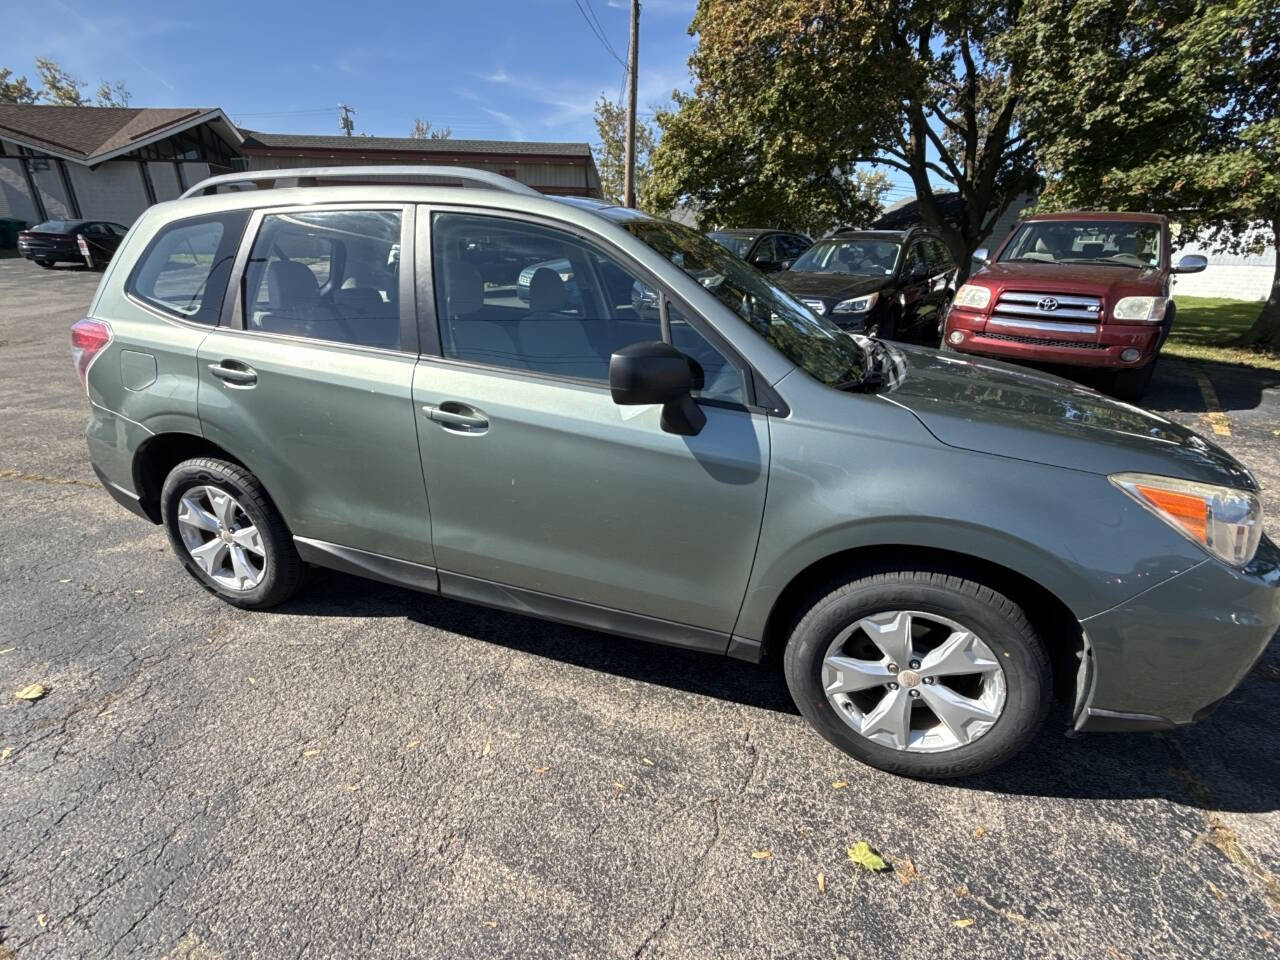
xmin=127 ymin=212 xmax=247 ymax=323
xmin=433 ymin=213 xmax=743 ymax=398
xmin=778 ymin=234 xmax=812 ymax=260
xmin=621 ymin=219 xmax=868 ymax=388
xmin=242 ymin=209 xmax=402 ymax=350
xmin=791 ymin=238 xmax=900 ymax=277
xmin=999 ymin=220 xmax=1163 ymax=268
xmin=707 ymin=232 xmax=755 ymax=258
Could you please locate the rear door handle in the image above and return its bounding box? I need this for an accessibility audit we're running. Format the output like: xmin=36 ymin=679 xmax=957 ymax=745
xmin=208 ymin=361 xmax=257 ymax=386
xmin=422 ymin=402 xmax=489 ymax=432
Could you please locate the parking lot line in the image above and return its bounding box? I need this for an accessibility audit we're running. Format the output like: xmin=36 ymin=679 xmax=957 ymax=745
xmin=1191 ymin=367 xmax=1232 ymax=437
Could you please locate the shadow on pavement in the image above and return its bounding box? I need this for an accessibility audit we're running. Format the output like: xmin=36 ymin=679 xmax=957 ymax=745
xmin=1143 ymin=357 xmax=1280 ymax=415
xmin=281 ymin=569 xmax=1279 ymax=814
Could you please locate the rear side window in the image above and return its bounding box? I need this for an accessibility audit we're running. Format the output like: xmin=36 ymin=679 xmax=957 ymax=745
xmin=127 ymin=212 xmax=247 ymax=324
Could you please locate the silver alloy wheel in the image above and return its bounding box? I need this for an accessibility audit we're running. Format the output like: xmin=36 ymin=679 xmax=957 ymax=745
xmin=175 ymin=485 xmax=267 ymax=592
xmin=822 ymin=610 xmax=1007 ymax=753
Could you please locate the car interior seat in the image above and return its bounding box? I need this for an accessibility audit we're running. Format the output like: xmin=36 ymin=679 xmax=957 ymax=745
xmin=519 ymin=267 xmax=603 ymax=378
xmin=443 ymin=261 xmax=523 ymax=367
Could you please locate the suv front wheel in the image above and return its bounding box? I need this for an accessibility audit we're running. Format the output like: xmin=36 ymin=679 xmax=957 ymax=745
xmin=783 ymin=567 xmax=1051 ymax=778
xmin=160 ymin=457 xmax=306 ymax=609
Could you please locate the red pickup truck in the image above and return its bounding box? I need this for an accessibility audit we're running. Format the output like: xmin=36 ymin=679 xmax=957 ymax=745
xmin=941 ymin=212 xmax=1207 ymax=400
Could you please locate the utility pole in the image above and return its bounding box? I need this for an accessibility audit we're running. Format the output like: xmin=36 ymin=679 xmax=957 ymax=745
xmin=623 ymin=0 xmax=640 ymax=208
xmin=338 ymin=104 xmax=355 ymax=137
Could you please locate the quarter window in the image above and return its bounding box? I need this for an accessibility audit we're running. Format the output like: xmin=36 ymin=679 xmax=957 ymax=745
xmin=432 ymin=212 xmax=745 ymax=401
xmin=127 ymin=212 xmax=246 ymax=324
xmin=242 ymin=209 xmax=403 ymax=350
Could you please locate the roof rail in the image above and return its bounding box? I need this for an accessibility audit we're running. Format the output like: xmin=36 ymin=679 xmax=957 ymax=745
xmin=178 ymin=165 xmax=543 ymax=200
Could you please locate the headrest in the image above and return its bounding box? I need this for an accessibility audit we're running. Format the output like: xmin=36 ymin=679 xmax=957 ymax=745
xmin=267 ymin=260 xmax=320 ymax=305
xmin=529 ymin=267 xmax=568 ymax=314
xmin=445 ymin=261 xmax=484 ymax=317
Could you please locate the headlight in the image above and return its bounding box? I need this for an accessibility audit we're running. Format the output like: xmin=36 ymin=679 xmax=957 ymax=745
xmin=1112 ymin=296 xmax=1167 ymax=322
xmin=832 ymin=292 xmax=878 ymax=314
xmin=1110 ymin=472 xmax=1263 ymax=567
xmin=952 ymin=284 xmax=991 ymax=309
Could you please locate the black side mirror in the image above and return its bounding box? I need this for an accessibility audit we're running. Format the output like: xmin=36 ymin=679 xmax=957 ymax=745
xmin=779 ymin=259 xmax=795 ymax=271
xmin=609 ymin=341 xmax=706 ymax=436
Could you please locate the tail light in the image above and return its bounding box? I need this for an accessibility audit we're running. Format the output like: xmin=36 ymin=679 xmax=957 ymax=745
xmin=71 ymin=318 xmax=112 ymax=393
xmin=77 ymin=235 xmax=90 ymax=257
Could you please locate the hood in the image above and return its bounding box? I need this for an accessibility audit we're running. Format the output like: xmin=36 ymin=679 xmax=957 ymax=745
xmin=976 ymin=260 xmax=1164 ymax=298
xmin=774 ymin=272 xmax=887 ymax=301
xmin=880 ymin=344 xmax=1254 ymax=488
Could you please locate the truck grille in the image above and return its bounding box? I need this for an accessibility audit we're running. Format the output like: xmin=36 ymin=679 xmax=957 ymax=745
xmin=981 ymin=332 xmax=1107 ymax=350
xmin=992 ymin=291 xmax=1101 ymax=324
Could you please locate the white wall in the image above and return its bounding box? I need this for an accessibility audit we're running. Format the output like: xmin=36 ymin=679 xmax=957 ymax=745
xmin=66 ymin=161 xmax=149 ymax=225
xmin=0 ymin=158 xmax=40 ymax=223
xmin=30 ymin=163 xmax=72 ymax=219
xmin=148 ymin=162 xmax=181 ymax=202
xmin=1169 ymin=241 xmax=1275 ymax=301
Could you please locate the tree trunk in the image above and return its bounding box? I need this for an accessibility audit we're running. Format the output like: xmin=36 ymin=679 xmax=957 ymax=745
xmin=1237 ymin=214 xmax=1280 ymax=350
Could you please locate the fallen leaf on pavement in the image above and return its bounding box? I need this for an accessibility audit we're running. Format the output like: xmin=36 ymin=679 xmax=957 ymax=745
xmin=847 ymin=842 xmax=889 ymax=872
xmin=895 ymin=859 xmax=917 ymax=885
xmin=0 ymin=647 xmax=14 ymax=654
xmin=642 ymin=757 xmax=655 ymax=766
xmin=345 ymin=784 xmax=359 ymax=792
xmin=1 ymin=747 xmax=10 ymax=761
xmin=247 ymin=677 xmax=256 ymax=685
xmin=1209 ymin=882 xmax=1225 ymax=902
xmin=973 ymin=826 xmax=986 ymax=838
xmin=405 ymin=739 xmax=421 ymax=750
xmin=954 ymin=884 xmax=969 ymax=898
xmin=831 ymin=780 xmax=848 ymax=789
xmin=482 ymin=920 xmax=498 ymax=928
xmin=15 ymin=684 xmax=47 ymax=702
xmin=953 ymin=918 xmax=975 ymax=928
xmin=1003 ymin=909 xmax=1028 ymax=924
xmin=482 ymin=739 xmax=492 ymax=756
xmin=817 ymin=872 xmax=825 ymax=892
xmin=37 ymin=914 xmax=47 ymax=927
xmin=533 ymin=766 xmax=550 ymax=775
xmin=302 ymin=748 xmax=320 ymax=757
xmin=751 ymin=850 xmax=772 ymax=860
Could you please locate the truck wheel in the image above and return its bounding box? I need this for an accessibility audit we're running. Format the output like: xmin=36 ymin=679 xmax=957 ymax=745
xmin=1106 ymin=357 xmax=1157 ymax=403
xmin=161 ymin=457 xmax=306 ymax=609
xmin=783 ymin=567 xmax=1051 ymax=779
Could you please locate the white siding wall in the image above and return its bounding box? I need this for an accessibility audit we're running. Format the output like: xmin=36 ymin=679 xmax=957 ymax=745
xmin=0 ymin=158 xmax=40 ymax=223
xmin=1168 ymin=241 xmax=1275 ymax=301
xmin=30 ymin=164 xmax=72 ymax=219
xmin=66 ymin=161 xmax=149 ymax=225
xmin=148 ymin=162 xmax=181 ymax=202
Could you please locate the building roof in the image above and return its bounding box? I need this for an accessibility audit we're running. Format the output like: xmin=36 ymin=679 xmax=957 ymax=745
xmin=872 ymin=191 xmax=966 ymax=230
xmin=0 ymin=104 xmax=243 ymax=165
xmin=239 ymin=130 xmax=592 ymax=158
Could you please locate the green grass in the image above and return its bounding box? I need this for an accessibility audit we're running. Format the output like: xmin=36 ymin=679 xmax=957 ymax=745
xmin=1165 ymin=296 xmax=1280 ymax=371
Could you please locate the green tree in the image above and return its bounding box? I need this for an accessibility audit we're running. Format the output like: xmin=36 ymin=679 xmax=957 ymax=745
xmin=410 ymin=118 xmax=451 ymax=140
xmin=1026 ymin=0 xmax=1280 ymax=347
xmin=647 ymin=0 xmax=1045 ymax=275
xmin=96 ymin=80 xmax=131 ymax=108
xmin=0 ymin=67 xmax=39 ymax=104
xmin=592 ymin=94 xmax=658 ymax=209
xmin=35 ymin=57 xmax=88 ymax=106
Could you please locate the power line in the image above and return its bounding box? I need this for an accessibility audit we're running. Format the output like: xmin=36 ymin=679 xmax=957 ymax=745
xmin=571 ymin=0 xmax=626 ymax=67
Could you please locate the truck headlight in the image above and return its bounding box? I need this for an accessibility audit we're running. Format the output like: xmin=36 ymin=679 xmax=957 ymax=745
xmin=832 ymin=293 xmax=878 ymax=314
xmin=1112 ymin=296 xmax=1167 ymax=322
xmin=953 ymin=284 xmax=991 ymax=309
xmin=1110 ymin=472 xmax=1263 ymax=567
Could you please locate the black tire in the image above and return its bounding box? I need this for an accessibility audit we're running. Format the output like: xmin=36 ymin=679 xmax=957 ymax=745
xmin=1106 ymin=356 xmax=1157 ymax=403
xmin=783 ymin=567 xmax=1051 ymax=779
xmin=160 ymin=457 xmax=306 ymax=609
xmin=36 ymin=260 xmax=54 ymax=269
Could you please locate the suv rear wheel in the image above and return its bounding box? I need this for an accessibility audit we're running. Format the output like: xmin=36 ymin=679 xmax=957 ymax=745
xmin=161 ymin=457 xmax=306 ymax=609
xmin=783 ymin=567 xmax=1051 ymax=778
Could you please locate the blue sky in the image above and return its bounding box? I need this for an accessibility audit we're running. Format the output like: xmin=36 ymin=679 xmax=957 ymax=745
xmin=4 ymin=0 xmax=918 ymax=202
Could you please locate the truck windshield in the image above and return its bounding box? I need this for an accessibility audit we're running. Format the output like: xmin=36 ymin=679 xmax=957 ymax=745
xmin=999 ymin=220 xmax=1162 ymax=268
xmin=623 ymin=220 xmax=868 ymax=387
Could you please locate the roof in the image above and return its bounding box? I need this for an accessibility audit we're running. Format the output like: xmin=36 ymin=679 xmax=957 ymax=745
xmin=1022 ymin=211 xmax=1166 ymax=224
xmin=829 ymin=228 xmax=917 ymax=239
xmin=0 ymin=104 xmax=242 ymax=165
xmin=871 ymin=192 xmax=966 ymax=230
xmin=238 ymin=130 xmax=592 ymax=158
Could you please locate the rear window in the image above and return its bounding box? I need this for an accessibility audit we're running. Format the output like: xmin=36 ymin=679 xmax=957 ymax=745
xmin=126 ymin=212 xmax=248 ymax=324
xmin=32 ymin=221 xmax=81 ymax=233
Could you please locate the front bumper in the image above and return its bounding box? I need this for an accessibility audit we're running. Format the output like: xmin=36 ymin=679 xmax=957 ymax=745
xmin=946 ymin=307 xmax=1160 ymax=369
xmin=1075 ymin=534 xmax=1280 ymax=731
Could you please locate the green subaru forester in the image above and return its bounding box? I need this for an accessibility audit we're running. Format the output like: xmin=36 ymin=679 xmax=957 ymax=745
xmin=74 ymin=167 xmax=1278 ymax=778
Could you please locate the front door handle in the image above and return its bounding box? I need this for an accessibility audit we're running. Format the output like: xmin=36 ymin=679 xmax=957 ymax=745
xmin=208 ymin=361 xmax=258 ymax=386
xmin=422 ymin=402 xmax=489 ymax=433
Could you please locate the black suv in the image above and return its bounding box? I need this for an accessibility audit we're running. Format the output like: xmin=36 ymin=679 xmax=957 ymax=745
xmin=774 ymin=227 xmax=956 ymax=342
xmin=706 ymin=229 xmax=812 ymax=273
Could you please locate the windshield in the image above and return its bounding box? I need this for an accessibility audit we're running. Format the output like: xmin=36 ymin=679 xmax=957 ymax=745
xmin=707 ymin=232 xmax=756 ymax=258
xmin=792 ymin=238 xmax=900 ymax=276
xmin=999 ymin=220 xmax=1163 ymax=268
xmin=32 ymin=220 xmax=82 ymax=233
xmin=623 ymin=219 xmax=867 ymax=386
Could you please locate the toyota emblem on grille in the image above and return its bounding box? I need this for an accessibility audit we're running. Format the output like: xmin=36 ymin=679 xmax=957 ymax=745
xmin=1037 ymin=297 xmax=1059 ymax=311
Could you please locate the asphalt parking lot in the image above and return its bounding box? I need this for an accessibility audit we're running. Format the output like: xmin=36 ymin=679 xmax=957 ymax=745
xmin=1 ymin=258 xmax=1278 ymax=959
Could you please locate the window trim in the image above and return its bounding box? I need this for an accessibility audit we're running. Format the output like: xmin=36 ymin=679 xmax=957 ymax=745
xmin=219 ymin=202 xmax=417 ymax=355
xmin=124 ymin=210 xmax=248 ymax=326
xmin=418 ymin=204 xmax=761 ymax=410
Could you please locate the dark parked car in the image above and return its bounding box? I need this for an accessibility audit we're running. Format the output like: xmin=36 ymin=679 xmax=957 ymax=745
xmin=774 ymin=227 xmax=956 ymax=342
xmin=17 ymin=219 xmax=129 ymax=270
xmin=707 ymin=228 xmax=812 ymax=273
